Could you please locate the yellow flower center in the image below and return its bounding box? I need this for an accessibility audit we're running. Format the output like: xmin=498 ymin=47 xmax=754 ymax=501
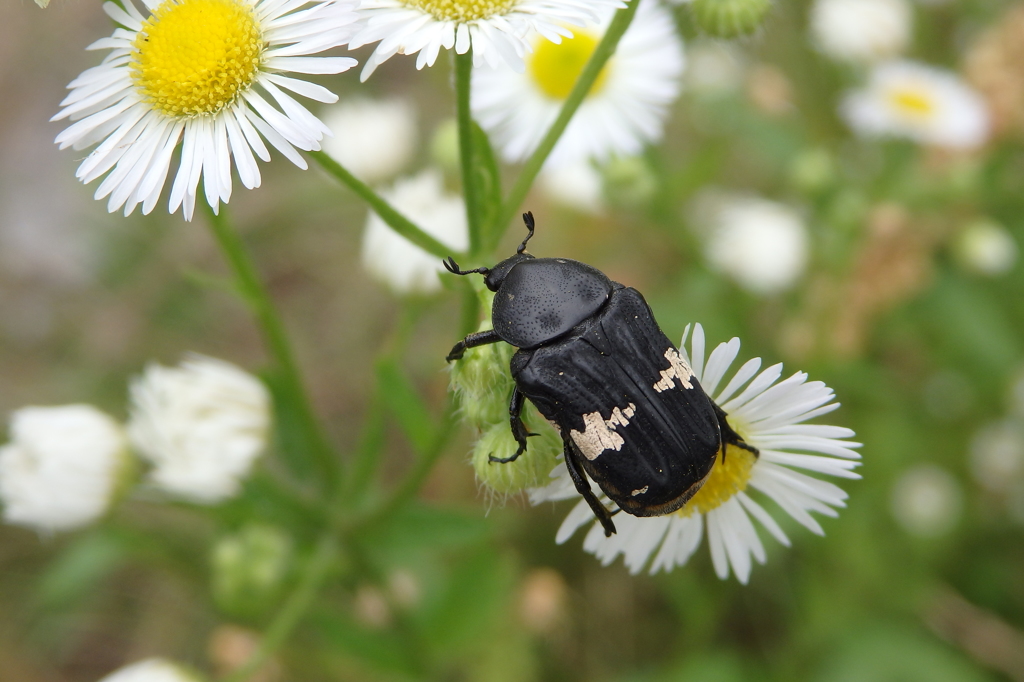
xmin=888 ymin=88 xmax=936 ymax=119
xmin=527 ymin=30 xmax=610 ymax=101
xmin=403 ymin=0 xmax=516 ymax=22
xmin=678 ymin=443 xmax=757 ymax=517
xmin=130 ymin=0 xmax=265 ymax=118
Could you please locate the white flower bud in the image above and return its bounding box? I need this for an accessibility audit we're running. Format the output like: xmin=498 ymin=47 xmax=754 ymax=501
xmin=890 ymin=464 xmax=963 ymax=537
xmin=969 ymin=420 xmax=1024 ymax=493
xmin=321 ymin=98 xmax=418 ymax=184
xmin=128 ymin=356 xmax=270 ymax=504
xmin=810 ymin=0 xmax=911 ymax=64
xmin=0 ymin=405 xmax=129 ymax=534
xmin=703 ymin=196 xmax=809 ymax=294
xmin=954 ymin=220 xmax=1018 ymax=276
xmin=539 ymin=162 xmax=605 ymax=215
xmin=97 ymin=658 xmax=201 ymax=682
xmin=361 ymin=170 xmax=469 ymax=295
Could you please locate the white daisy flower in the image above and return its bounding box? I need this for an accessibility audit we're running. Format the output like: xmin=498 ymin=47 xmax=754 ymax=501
xmin=321 ymin=97 xmax=418 ymax=183
xmin=52 ymin=0 xmax=360 ymax=221
xmin=361 ymin=169 xmax=469 ymax=294
xmin=841 ymin=60 xmax=990 ymax=149
xmin=128 ymin=355 xmax=271 ymax=503
xmin=471 ymin=0 xmax=684 ymax=167
xmin=349 ymin=0 xmax=625 ymax=81
xmin=529 ymin=324 xmax=861 ymax=583
xmin=810 ymin=0 xmax=911 ymax=64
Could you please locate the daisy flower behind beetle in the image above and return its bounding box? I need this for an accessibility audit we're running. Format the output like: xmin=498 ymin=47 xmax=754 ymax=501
xmin=52 ymin=0 xmax=360 ymax=221
xmin=350 ymin=0 xmax=626 ymax=81
xmin=471 ymin=0 xmax=684 ymax=167
xmin=841 ymin=60 xmax=990 ymax=149
xmin=529 ymin=324 xmax=861 ymax=583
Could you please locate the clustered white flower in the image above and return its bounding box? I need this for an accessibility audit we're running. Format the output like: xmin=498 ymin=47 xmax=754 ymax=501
xmin=128 ymin=355 xmax=271 ymax=503
xmin=0 ymin=356 xmax=270 ymax=534
xmin=0 ymin=405 xmax=128 ymax=533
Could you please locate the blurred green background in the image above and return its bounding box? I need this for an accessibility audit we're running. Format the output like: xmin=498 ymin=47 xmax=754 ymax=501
xmin=2 ymin=0 xmax=1024 ymax=680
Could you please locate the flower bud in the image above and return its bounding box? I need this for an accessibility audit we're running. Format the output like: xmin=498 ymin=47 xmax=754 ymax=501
xmin=953 ymin=219 xmax=1018 ymax=276
xmin=449 ymin=318 xmax=517 ymax=431
xmin=98 ymin=659 xmax=202 ymax=682
xmin=690 ymin=0 xmax=773 ymax=38
xmin=211 ymin=524 xmax=293 ymax=618
xmin=602 ymin=156 xmax=657 ymax=208
xmin=471 ymin=413 xmax=561 ymax=495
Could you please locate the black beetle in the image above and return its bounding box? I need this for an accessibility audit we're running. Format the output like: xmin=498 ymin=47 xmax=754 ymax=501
xmin=445 ymin=213 xmax=754 ymax=536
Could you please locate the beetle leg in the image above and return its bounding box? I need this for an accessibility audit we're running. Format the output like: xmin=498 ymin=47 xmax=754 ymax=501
xmin=446 ymin=329 xmax=503 ymax=363
xmin=489 ymin=387 xmax=538 ymax=464
xmin=712 ymin=401 xmax=759 ymax=462
xmin=563 ymin=438 xmax=617 ymax=537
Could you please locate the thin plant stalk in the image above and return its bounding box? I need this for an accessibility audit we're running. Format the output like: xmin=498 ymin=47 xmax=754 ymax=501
xmin=220 ymin=535 xmax=339 ymax=682
xmin=206 ymin=207 xmax=339 ymax=491
xmin=311 ymin=150 xmax=457 ymax=259
xmin=490 ymin=0 xmax=640 ymax=249
xmin=455 ymin=48 xmax=484 ymax=255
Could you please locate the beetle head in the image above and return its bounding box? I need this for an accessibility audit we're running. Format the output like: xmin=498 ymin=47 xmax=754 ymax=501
xmin=442 ymin=211 xmax=538 ymax=292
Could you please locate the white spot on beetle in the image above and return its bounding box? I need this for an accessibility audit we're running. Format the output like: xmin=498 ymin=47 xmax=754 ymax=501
xmin=653 ymin=348 xmax=694 ymax=392
xmin=630 ymin=486 xmax=649 ymax=497
xmin=570 ymin=403 xmax=637 ymax=461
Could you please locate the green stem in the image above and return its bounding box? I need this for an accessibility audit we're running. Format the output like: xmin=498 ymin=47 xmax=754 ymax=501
xmin=363 ymin=394 xmax=458 ymax=527
xmin=220 ymin=535 xmax=338 ymax=682
xmin=310 ymin=151 xmax=458 ymax=259
xmin=206 ymin=207 xmax=338 ymax=491
xmin=455 ymin=48 xmax=483 ymax=255
xmin=491 ymin=0 xmax=641 ymax=249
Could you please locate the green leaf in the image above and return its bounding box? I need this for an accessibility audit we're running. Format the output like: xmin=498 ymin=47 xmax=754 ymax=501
xmin=814 ymin=625 xmax=994 ymax=682
xmin=35 ymin=530 xmax=127 ymax=610
xmin=357 ymin=504 xmax=490 ymax=564
xmin=418 ymin=547 xmax=516 ymax=655
xmin=309 ymin=611 xmax=420 ymax=677
xmin=263 ymin=369 xmax=316 ymax=481
xmin=376 ymin=360 xmax=436 ymax=456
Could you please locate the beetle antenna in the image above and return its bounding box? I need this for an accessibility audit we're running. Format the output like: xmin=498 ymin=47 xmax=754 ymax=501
xmin=443 ymin=256 xmax=490 ymax=277
xmin=517 ymin=211 xmax=536 ymax=254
